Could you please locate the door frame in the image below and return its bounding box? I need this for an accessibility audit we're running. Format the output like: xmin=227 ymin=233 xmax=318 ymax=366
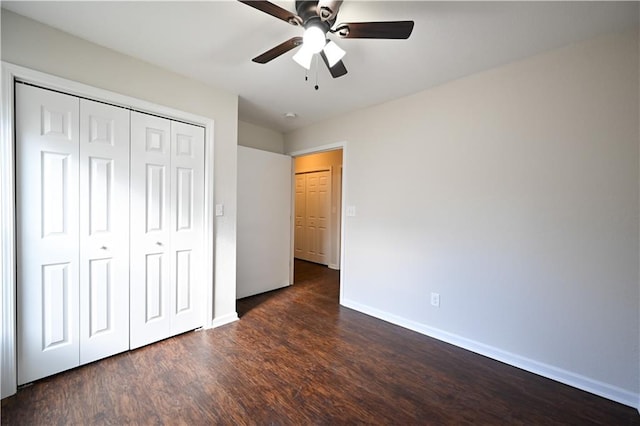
xmin=287 ymin=142 xmax=347 ymax=304
xmin=0 ymin=62 xmax=216 ymax=398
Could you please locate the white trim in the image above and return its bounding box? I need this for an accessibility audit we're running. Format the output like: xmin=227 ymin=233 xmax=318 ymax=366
xmin=210 ymin=312 xmax=239 ymax=329
xmin=327 ymin=165 xmax=334 ymax=270
xmin=287 ymin=141 xmax=347 ymax=305
xmin=203 ymin=122 xmax=215 ymax=331
xmin=328 ymin=163 xmax=343 ymax=271
xmin=288 ymin=142 xmax=345 ymax=157
xmin=1 ymin=63 xmax=18 ymax=399
xmin=289 ymin=160 xmax=295 ymax=285
xmin=338 ymin=144 xmax=347 ymax=304
xmin=341 ymin=297 xmax=640 ymax=410
xmin=1 ymin=62 xmax=217 ymax=397
xmin=335 ymin=163 xmax=343 ymax=271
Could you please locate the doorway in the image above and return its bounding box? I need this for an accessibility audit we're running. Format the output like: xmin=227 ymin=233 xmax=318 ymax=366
xmin=291 ymin=149 xmax=343 ymax=286
xmin=235 ymin=144 xmax=345 ymax=309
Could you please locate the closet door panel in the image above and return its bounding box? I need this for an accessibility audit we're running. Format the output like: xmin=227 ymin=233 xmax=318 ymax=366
xmin=16 ymin=84 xmax=80 ymax=384
xmin=315 ymin=171 xmax=331 ymax=263
xmin=170 ymin=122 xmax=205 ymax=335
xmin=79 ymin=99 xmax=130 ymax=364
xmin=306 ymin=174 xmax=319 ymax=261
xmin=294 ymin=175 xmax=306 ymax=259
xmin=295 ymin=171 xmax=331 ymax=265
xmin=130 ymin=112 xmax=172 ymax=349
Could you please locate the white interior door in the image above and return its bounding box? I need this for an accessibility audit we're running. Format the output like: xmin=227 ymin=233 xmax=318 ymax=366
xmin=79 ymin=99 xmax=130 ymax=364
xmin=294 ymin=174 xmax=306 ymax=259
xmin=295 ymin=170 xmax=331 ymax=265
xmin=16 ymin=84 xmax=80 ymax=384
xmin=130 ymin=111 xmax=172 ymax=349
xmin=237 ymin=146 xmax=292 ymax=298
xmin=169 ymin=121 xmax=205 ymax=335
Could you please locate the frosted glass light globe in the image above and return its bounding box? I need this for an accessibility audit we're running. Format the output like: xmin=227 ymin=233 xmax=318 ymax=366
xmin=323 ymin=41 xmax=345 ymax=67
xmin=303 ymin=26 xmax=326 ymax=54
xmin=293 ymin=47 xmax=314 ymax=69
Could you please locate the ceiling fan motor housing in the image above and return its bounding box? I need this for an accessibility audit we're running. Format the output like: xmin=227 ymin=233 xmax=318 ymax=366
xmin=296 ymin=1 xmax=336 ymax=31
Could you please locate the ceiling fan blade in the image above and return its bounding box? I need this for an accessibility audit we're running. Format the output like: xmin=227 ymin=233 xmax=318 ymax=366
xmin=320 ymin=51 xmax=348 ymax=78
xmin=238 ymin=0 xmax=302 ymax=26
xmin=334 ymin=21 xmax=414 ymax=39
xmin=317 ymin=0 xmax=343 ymax=21
xmin=253 ymin=37 xmax=303 ymax=64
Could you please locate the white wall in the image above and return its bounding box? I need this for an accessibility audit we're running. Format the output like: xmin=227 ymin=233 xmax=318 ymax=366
xmin=1 ymin=10 xmax=238 ymax=325
xmin=238 ymin=120 xmax=284 ymax=154
xmin=285 ymin=29 xmax=640 ymax=406
xmin=237 ymin=146 xmax=292 ymax=298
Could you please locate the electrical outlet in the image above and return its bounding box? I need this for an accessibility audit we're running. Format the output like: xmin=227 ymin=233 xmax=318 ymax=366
xmin=430 ymin=292 xmax=440 ymax=308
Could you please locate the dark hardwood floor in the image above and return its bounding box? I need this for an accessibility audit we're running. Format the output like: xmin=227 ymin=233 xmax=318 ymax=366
xmin=2 ymin=259 xmax=639 ymax=425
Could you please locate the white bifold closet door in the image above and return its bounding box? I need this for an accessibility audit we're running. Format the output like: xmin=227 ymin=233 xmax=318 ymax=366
xmin=79 ymin=99 xmax=130 ymax=365
xmin=130 ymin=112 xmax=205 ymax=350
xmin=16 ymin=84 xmax=130 ymax=385
xmin=294 ymin=171 xmax=331 ymax=265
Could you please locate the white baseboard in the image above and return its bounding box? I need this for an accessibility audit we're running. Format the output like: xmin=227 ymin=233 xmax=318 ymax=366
xmin=341 ymin=298 xmax=639 ymax=410
xmin=209 ymin=312 xmax=239 ymax=329
xmin=328 ymin=263 xmax=340 ymax=270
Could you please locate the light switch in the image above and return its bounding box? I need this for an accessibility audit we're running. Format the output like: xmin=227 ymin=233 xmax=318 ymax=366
xmin=346 ymin=206 xmax=356 ymax=217
xmin=215 ymin=204 xmax=224 ymax=217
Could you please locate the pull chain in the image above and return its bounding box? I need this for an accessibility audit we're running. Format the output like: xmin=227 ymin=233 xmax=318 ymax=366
xmin=301 ymin=55 xmax=320 ymax=90
xmin=314 ymin=55 xmax=319 ymax=90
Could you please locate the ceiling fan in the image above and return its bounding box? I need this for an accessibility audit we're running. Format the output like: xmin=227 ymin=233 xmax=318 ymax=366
xmin=238 ymin=0 xmax=414 ymax=78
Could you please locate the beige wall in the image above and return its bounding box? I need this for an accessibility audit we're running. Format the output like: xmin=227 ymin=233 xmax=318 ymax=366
xmin=1 ymin=10 xmax=239 ymax=324
xmin=295 ymin=150 xmax=343 ymax=269
xmin=238 ymin=120 xmax=284 ymax=154
xmin=285 ymin=29 xmax=640 ymax=405
xmin=295 ymin=149 xmax=343 ymax=173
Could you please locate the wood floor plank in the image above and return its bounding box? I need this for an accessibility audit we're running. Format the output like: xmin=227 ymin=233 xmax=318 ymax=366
xmin=2 ymin=259 xmax=638 ymax=425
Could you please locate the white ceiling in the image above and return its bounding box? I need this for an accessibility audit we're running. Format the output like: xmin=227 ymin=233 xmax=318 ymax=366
xmin=2 ymin=1 xmax=637 ymax=133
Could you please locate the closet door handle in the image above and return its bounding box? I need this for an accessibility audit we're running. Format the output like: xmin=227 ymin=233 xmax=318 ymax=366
xmin=100 ymin=246 xmax=108 ymax=250
xmin=156 ymin=241 xmax=163 ymax=246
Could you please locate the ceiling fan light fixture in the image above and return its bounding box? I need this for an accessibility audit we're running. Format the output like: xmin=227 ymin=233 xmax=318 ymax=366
xmin=293 ymin=47 xmax=314 ymax=70
xmin=239 ymin=0 xmax=415 ymax=79
xmin=303 ymin=25 xmax=327 ymax=53
xmin=323 ymin=40 xmax=346 ymax=67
